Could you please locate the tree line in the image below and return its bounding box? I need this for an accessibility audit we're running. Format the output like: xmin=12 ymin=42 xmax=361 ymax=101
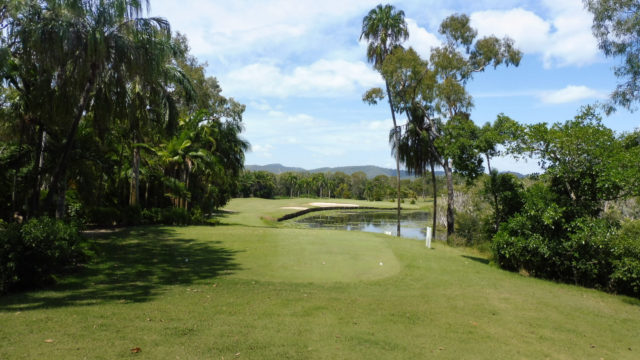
xmin=236 ymin=170 xmax=456 ymax=202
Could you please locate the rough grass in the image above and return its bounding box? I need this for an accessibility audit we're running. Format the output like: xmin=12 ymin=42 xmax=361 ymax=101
xmin=1 ymin=198 xmax=639 ymax=359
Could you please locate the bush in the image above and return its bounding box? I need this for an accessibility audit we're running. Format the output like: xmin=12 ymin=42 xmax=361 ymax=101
xmin=562 ymin=217 xmax=618 ymax=288
xmin=0 ymin=217 xmax=86 ymax=293
xmin=455 ymin=212 xmax=483 ymax=246
xmin=87 ymin=207 xmax=120 ymax=227
xmin=120 ymin=205 xmax=142 ymax=226
xmin=493 ymin=215 xmax=640 ymax=298
xmin=609 ymin=220 xmax=640 ymax=297
xmin=190 ymin=208 xmax=205 ymax=224
xmin=160 ymin=207 xmax=190 ymax=225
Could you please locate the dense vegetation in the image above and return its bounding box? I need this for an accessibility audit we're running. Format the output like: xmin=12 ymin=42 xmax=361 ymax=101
xmin=0 ymin=1 xmax=247 ymax=292
xmin=354 ymin=3 xmax=640 ymax=297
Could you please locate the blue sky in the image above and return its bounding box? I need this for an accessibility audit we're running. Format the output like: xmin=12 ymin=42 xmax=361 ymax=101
xmin=150 ymin=0 xmax=638 ymax=174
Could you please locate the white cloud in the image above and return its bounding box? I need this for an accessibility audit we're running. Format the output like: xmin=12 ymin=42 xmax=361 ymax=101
xmin=404 ymin=18 xmax=441 ymax=58
xmin=251 ymin=143 xmax=274 ymax=158
xmin=242 ymin=105 xmax=394 ymax=167
xmin=222 ymin=59 xmax=382 ymax=98
xmin=470 ymin=0 xmax=599 ymax=68
xmin=538 ymin=85 xmax=606 ymax=104
xmin=151 ymin=0 xmax=378 ymax=58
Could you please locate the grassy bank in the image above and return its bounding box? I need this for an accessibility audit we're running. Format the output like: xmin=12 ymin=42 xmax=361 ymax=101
xmin=1 ymin=198 xmax=638 ymax=359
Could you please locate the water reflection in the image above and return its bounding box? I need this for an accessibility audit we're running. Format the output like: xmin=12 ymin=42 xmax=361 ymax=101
xmin=294 ymin=210 xmax=437 ymax=241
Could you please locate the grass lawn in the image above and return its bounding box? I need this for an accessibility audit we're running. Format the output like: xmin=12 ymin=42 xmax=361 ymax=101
xmin=1 ymin=198 xmax=639 ymax=359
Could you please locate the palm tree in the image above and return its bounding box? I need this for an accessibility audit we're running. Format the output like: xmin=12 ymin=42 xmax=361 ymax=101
xmin=7 ymin=0 xmax=174 ymax=217
xmin=393 ymin=106 xmax=439 ymax=242
xmin=361 ymin=4 xmax=408 ymax=236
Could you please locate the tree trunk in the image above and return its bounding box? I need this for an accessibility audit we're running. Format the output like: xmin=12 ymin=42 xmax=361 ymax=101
xmin=443 ymin=158 xmax=455 ymax=239
xmin=485 ymin=153 xmax=492 ymax=174
xmin=46 ymin=63 xmax=98 ymax=218
xmin=385 ymin=80 xmax=401 ymax=237
xmin=430 ymin=160 xmax=437 ymax=241
xmin=28 ymin=125 xmax=44 ymax=217
xmin=129 ymin=145 xmax=140 ymax=206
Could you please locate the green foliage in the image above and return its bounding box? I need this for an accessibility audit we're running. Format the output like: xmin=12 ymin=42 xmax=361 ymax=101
xmin=369 ymin=11 xmax=522 ymax=239
xmin=0 ymin=2 xmax=248 ymax=222
xmin=609 ymin=220 xmax=640 ymax=296
xmin=517 ymin=107 xmax=639 ymax=217
xmin=585 ymin=0 xmax=640 ymax=111
xmin=482 ymin=170 xmax=524 ymax=236
xmin=454 ymin=212 xmax=482 ymax=246
xmin=0 ymin=217 xmax=85 ymax=293
xmin=360 ymin=4 xmax=409 ymax=69
xmin=87 ymin=207 xmax=121 ymax=227
xmin=493 ymin=186 xmax=640 ymax=297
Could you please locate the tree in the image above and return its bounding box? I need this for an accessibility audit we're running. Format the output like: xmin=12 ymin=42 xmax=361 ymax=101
xmin=361 ymin=4 xmax=409 ymax=237
xmin=477 ymin=114 xmax=523 ymax=174
xmin=585 ymin=0 xmax=640 ymax=111
xmin=1 ymin=0 xmax=174 ymax=217
xmin=375 ymin=15 xmax=521 ymax=239
xmin=517 ymin=106 xmax=639 ymax=218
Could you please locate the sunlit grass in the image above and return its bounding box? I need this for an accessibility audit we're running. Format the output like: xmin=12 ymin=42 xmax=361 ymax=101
xmin=1 ymin=198 xmax=638 ymax=359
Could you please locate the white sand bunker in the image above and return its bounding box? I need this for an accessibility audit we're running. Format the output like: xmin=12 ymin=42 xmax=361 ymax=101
xmin=309 ymin=202 xmax=359 ymax=208
xmin=280 ymin=206 xmax=309 ymax=210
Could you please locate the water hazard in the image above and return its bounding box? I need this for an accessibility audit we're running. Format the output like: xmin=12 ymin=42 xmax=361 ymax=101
xmin=294 ymin=210 xmax=437 ymax=241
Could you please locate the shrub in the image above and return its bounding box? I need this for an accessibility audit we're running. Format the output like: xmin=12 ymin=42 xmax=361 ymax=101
xmin=154 ymin=208 xmax=190 ymax=225
xmin=190 ymin=208 xmax=205 ymax=224
xmin=493 ymin=214 xmax=640 ymax=298
xmin=609 ymin=220 xmax=640 ymax=297
xmin=0 ymin=223 xmax=22 ymax=293
xmin=455 ymin=212 xmax=483 ymax=246
xmin=120 ymin=205 xmax=142 ymax=226
xmin=0 ymin=217 xmax=86 ymax=293
xmin=562 ymin=217 xmax=618 ymax=288
xmin=87 ymin=207 xmax=120 ymax=227
xmin=141 ymin=208 xmax=162 ymax=224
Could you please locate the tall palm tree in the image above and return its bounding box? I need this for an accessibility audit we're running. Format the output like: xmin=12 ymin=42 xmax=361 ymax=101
xmin=361 ymin=4 xmax=408 ymax=236
xmin=393 ymin=106 xmax=439 ymax=242
xmin=37 ymin=0 xmax=172 ymax=217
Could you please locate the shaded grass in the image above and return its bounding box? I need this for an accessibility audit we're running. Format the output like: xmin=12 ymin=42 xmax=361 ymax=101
xmin=0 ymin=198 xmax=639 ymax=359
xmin=0 ymin=227 xmax=240 ymax=311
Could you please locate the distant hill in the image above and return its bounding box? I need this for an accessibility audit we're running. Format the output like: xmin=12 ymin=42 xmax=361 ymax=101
xmin=245 ymin=163 xmax=526 ymax=179
xmin=245 ymin=163 xmax=442 ymax=179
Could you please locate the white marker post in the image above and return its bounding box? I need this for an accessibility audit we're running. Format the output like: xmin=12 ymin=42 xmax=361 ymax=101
xmin=426 ymin=226 xmax=432 ymax=248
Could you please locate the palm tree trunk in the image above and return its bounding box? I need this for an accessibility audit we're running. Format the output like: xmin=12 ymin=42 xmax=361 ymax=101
xmin=385 ymin=80 xmax=401 ymax=237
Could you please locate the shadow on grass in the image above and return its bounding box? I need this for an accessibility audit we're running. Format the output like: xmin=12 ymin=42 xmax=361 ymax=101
xmin=461 ymin=255 xmax=490 ymax=265
xmin=622 ymin=297 xmax=640 ymax=307
xmin=0 ymin=226 xmax=240 ymax=312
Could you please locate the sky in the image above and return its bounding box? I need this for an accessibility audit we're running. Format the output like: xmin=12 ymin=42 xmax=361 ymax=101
xmin=149 ymin=0 xmax=638 ymax=174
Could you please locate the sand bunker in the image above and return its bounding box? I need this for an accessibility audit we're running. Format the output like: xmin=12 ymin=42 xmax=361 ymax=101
xmin=280 ymin=206 xmax=309 ymax=210
xmin=309 ymin=202 xmax=359 ymax=208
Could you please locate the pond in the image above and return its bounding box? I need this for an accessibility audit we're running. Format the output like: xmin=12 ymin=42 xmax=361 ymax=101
xmin=294 ymin=210 xmax=441 ymax=241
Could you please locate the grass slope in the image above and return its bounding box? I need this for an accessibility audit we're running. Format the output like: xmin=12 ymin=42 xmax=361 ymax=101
xmin=1 ymin=198 xmax=638 ymax=359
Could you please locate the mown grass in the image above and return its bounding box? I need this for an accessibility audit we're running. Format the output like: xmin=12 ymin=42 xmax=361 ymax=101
xmin=1 ymin=198 xmax=639 ymax=359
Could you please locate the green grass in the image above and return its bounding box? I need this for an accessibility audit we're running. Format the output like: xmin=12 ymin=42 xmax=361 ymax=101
xmin=1 ymin=198 xmax=639 ymax=359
